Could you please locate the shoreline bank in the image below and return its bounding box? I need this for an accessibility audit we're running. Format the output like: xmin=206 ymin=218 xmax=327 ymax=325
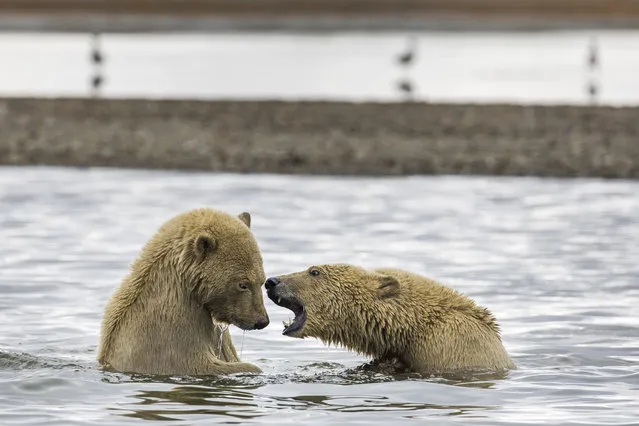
xmin=0 ymin=98 xmax=637 ymax=179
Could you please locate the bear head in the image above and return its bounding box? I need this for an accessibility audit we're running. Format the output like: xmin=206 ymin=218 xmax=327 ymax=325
xmin=264 ymin=263 xmax=399 ymax=338
xmin=159 ymin=208 xmax=269 ymax=331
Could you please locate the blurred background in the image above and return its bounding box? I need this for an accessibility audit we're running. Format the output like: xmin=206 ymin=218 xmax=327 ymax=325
xmin=1 ymin=2 xmax=639 ymax=426
xmin=0 ymin=0 xmax=637 ymax=177
xmin=0 ymin=0 xmax=638 ymax=104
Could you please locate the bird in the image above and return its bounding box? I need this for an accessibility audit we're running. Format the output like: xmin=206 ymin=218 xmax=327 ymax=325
xmin=397 ymin=36 xmax=417 ymax=67
xmin=394 ymin=36 xmax=419 ymax=101
xmin=587 ymin=36 xmax=599 ymax=70
xmin=90 ymin=74 xmax=104 ymax=98
xmin=89 ymin=32 xmax=105 ymax=97
xmin=92 ymin=75 xmax=103 ymax=91
xmin=587 ymin=81 xmax=598 ymax=100
xmin=90 ymin=33 xmax=103 ymax=65
xmin=586 ymin=36 xmax=600 ymax=104
xmin=398 ymin=80 xmax=413 ymax=93
xmin=397 ymin=79 xmax=414 ymax=101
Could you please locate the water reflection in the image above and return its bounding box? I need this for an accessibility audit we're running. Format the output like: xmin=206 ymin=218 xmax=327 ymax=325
xmin=121 ymin=386 xmax=265 ymax=421
xmin=101 ymin=365 xmax=508 ymax=422
xmin=118 ymin=383 xmax=499 ymax=422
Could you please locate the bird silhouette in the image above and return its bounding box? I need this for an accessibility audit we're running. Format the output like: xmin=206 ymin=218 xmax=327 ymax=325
xmin=398 ymin=80 xmax=412 ymax=93
xmin=92 ymin=75 xmax=103 ymax=90
xmin=90 ymin=33 xmax=103 ymax=65
xmin=89 ymin=33 xmax=105 ymax=97
xmin=586 ymin=36 xmax=600 ymax=104
xmin=587 ymin=37 xmax=598 ymax=69
xmin=397 ymin=79 xmax=415 ymax=101
xmin=90 ymin=74 xmax=104 ymax=98
xmin=397 ymin=36 xmax=417 ymax=67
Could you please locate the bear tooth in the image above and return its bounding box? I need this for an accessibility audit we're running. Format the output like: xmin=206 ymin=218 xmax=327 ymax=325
xmin=282 ymin=317 xmax=293 ymax=328
xmin=277 ymin=297 xmax=281 ymax=304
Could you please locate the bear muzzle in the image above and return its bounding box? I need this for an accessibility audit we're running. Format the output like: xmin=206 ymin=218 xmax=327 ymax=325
xmin=254 ymin=316 xmax=269 ymax=330
xmin=265 ymin=276 xmax=307 ymax=337
xmin=264 ymin=277 xmax=280 ymax=290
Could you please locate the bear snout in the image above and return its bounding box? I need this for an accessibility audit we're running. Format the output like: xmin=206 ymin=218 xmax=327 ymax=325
xmin=264 ymin=277 xmax=280 ymax=290
xmin=254 ymin=317 xmax=270 ymax=330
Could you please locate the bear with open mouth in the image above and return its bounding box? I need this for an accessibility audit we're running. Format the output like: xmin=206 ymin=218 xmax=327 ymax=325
xmin=265 ymin=264 xmax=515 ymax=376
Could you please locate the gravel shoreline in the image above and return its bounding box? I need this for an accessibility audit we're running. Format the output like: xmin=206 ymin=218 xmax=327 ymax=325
xmin=1 ymin=98 xmax=638 ymax=179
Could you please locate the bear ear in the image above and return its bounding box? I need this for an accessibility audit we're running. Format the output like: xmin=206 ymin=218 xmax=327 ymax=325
xmin=238 ymin=212 xmax=251 ymax=228
xmin=194 ymin=234 xmax=217 ymax=260
xmin=376 ymin=275 xmax=400 ymax=299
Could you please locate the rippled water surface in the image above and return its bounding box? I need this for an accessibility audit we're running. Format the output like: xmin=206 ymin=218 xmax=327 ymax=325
xmin=0 ymin=166 xmax=638 ymax=425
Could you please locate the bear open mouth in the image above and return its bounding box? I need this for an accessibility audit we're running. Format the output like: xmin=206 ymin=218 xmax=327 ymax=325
xmin=268 ymin=293 xmax=306 ymax=336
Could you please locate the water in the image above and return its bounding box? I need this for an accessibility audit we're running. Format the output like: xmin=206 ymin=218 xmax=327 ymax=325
xmin=0 ymin=30 xmax=638 ymax=105
xmin=0 ymin=166 xmax=638 ymax=425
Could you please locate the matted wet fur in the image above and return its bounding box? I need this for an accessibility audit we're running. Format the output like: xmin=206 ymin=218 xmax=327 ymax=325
xmin=98 ymin=208 xmax=269 ymax=376
xmin=266 ymin=264 xmax=515 ymax=376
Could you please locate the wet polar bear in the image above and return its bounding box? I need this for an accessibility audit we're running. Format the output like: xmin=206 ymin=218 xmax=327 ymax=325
xmin=98 ymin=208 xmax=269 ymax=376
xmin=266 ymin=264 xmax=515 ymax=376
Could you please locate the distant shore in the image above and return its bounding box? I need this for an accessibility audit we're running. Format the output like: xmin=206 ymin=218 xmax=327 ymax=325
xmin=0 ymin=98 xmax=637 ymax=179
xmin=0 ymin=0 xmax=638 ymax=33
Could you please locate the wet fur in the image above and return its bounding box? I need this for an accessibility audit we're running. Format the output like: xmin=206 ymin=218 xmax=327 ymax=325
xmin=98 ymin=208 xmax=267 ymax=376
xmin=274 ymin=264 xmax=515 ymax=375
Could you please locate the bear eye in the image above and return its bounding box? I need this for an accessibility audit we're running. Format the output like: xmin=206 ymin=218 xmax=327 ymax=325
xmin=238 ymin=282 xmax=250 ymax=291
xmin=309 ymin=268 xmax=320 ymax=277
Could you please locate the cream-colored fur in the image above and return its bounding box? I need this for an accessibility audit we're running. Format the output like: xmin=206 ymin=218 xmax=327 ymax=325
xmin=98 ymin=208 xmax=268 ymax=376
xmin=268 ymin=264 xmax=515 ymax=375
